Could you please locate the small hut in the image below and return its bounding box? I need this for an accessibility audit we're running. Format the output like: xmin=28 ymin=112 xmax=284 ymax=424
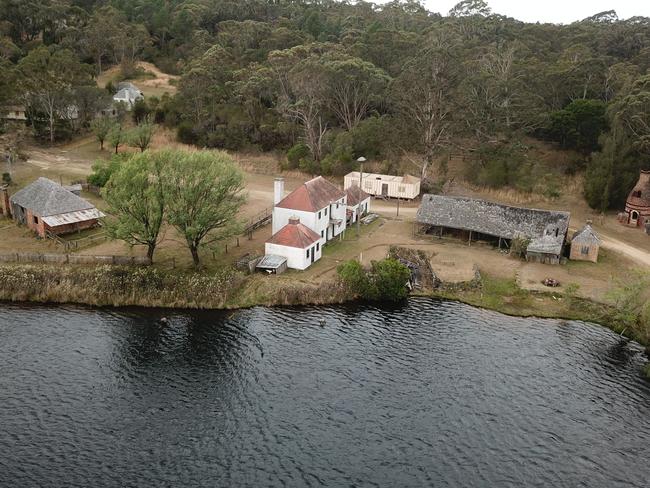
xmin=570 ymin=222 xmax=601 ymax=263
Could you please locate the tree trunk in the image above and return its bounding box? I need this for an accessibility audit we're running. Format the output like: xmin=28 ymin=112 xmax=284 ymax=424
xmin=100 ymin=139 xmax=104 ymax=150
xmin=147 ymin=242 xmax=156 ymax=261
xmin=189 ymin=244 xmax=200 ymax=267
xmin=49 ymin=113 xmax=55 ymax=144
xmin=115 ymin=144 xmax=119 ymax=154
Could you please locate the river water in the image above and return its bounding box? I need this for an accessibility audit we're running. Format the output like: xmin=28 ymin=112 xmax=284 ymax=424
xmin=1 ymin=299 xmax=649 ymax=487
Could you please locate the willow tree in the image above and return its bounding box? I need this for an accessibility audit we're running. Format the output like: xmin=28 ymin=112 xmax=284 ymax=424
xmin=102 ymin=152 xmax=166 ymax=261
xmin=162 ymin=150 xmax=246 ymax=267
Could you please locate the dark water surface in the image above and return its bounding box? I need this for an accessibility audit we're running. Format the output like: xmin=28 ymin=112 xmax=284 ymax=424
xmin=1 ymin=299 xmax=649 ymax=487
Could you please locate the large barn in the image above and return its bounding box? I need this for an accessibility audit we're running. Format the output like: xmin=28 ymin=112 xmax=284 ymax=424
xmin=416 ymin=195 xmax=571 ymax=264
xmin=8 ymin=178 xmax=104 ymax=238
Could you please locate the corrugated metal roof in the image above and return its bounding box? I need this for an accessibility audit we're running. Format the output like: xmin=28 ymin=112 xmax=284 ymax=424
xmin=256 ymin=255 xmax=287 ymax=269
xmin=276 ymin=176 xmax=345 ymax=212
xmin=345 ymin=185 xmax=371 ymax=207
xmin=417 ymin=194 xmax=570 ymax=255
xmin=42 ymin=208 xmax=105 ymax=227
xmin=10 ymin=178 xmax=97 ymax=217
xmin=267 ymin=221 xmax=321 ymax=249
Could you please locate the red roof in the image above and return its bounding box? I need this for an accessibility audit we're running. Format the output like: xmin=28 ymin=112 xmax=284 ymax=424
xmin=266 ymin=221 xmax=321 ymax=249
xmin=626 ymin=170 xmax=650 ymax=209
xmin=276 ymin=176 xmax=345 ymax=212
xmin=345 ymin=185 xmax=370 ymax=206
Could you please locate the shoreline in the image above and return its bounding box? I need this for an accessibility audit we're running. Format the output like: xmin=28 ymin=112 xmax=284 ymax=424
xmin=0 ymin=262 xmax=644 ymax=340
xmin=2 ymin=262 xmax=649 ymax=378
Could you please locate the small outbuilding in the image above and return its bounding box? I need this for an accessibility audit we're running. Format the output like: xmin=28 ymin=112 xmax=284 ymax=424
xmin=570 ymin=222 xmax=601 ymax=263
xmin=256 ymin=255 xmax=288 ymax=275
xmin=344 ymin=172 xmax=420 ymax=200
xmin=265 ymin=216 xmax=323 ymax=270
xmin=9 ymin=177 xmax=105 ymax=238
xmin=345 ymin=185 xmax=371 ymax=224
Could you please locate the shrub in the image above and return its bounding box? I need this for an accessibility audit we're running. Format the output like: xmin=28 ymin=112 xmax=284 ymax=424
xmin=286 ymin=143 xmax=310 ymax=169
xmin=337 ymin=258 xmax=410 ymax=302
xmin=337 ymin=260 xmax=372 ymax=297
xmin=2 ymin=173 xmax=11 ymax=185
xmin=87 ymin=156 xmax=124 ymax=187
xmin=177 ymin=121 xmax=198 ymax=145
xmin=370 ymin=258 xmax=411 ymax=301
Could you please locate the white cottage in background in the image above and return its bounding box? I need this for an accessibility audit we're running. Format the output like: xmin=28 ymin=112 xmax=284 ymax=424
xmin=272 ymin=176 xmax=347 ymax=243
xmin=344 ymin=171 xmax=420 ymax=200
xmin=345 ymin=185 xmax=371 ymax=224
xmin=265 ymin=217 xmax=322 ymax=270
xmin=113 ymin=82 xmax=143 ymax=108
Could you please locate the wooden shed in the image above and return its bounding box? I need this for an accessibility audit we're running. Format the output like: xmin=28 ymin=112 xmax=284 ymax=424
xmin=570 ymin=222 xmax=601 ymax=263
xmin=344 ymin=172 xmax=420 ymax=200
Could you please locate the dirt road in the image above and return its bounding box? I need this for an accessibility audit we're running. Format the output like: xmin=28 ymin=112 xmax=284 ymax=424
xmin=598 ymin=233 xmax=650 ymax=267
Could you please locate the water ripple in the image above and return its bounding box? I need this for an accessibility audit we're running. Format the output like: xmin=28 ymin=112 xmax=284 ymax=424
xmin=0 ymin=298 xmax=649 ymax=487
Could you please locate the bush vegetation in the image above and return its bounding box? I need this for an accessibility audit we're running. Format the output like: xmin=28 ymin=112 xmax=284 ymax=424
xmin=337 ymin=258 xmax=411 ymax=302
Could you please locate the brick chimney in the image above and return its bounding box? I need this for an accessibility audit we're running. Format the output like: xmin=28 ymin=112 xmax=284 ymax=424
xmin=0 ymin=185 xmax=10 ymax=218
xmin=274 ymin=177 xmax=284 ymax=205
xmin=288 ymin=216 xmax=300 ymax=225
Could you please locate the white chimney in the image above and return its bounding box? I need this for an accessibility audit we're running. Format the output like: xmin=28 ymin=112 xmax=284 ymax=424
xmin=274 ymin=177 xmax=284 ymax=205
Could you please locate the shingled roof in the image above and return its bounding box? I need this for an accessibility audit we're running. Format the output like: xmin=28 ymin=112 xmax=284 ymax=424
xmin=267 ymin=218 xmax=321 ymax=249
xmin=572 ymin=223 xmax=601 ymax=245
xmin=416 ymin=194 xmax=570 ymax=255
xmin=276 ymin=176 xmax=345 ymax=212
xmin=10 ymin=177 xmax=96 ymax=217
xmin=345 ymin=185 xmax=370 ymax=207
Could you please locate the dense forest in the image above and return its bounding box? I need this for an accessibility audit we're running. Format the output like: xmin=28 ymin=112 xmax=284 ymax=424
xmin=1 ymin=0 xmax=650 ymax=210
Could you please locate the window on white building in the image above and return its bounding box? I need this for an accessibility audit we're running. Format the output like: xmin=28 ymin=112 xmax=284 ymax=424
xmin=324 ymin=208 xmax=328 ymax=216
xmin=306 ymin=248 xmax=310 ymax=258
xmin=318 ymin=211 xmax=321 ymax=219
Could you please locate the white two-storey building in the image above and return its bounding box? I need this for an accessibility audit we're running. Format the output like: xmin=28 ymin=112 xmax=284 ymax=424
xmin=272 ymin=176 xmax=347 ymax=243
xmin=265 ymin=176 xmax=348 ymax=270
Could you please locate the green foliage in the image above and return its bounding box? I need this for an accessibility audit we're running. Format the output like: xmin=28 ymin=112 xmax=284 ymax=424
xmin=102 ymin=152 xmax=166 ymax=260
xmin=176 ymin=121 xmax=198 ymax=145
xmin=127 ymin=120 xmax=155 ymax=152
xmin=2 ymin=173 xmax=11 ymax=185
xmin=87 ymin=156 xmax=123 ymax=187
xmin=336 ymin=260 xmax=372 ymax=297
xmin=162 ymin=150 xmax=246 ymax=266
xmin=286 ymin=143 xmax=310 ymax=169
xmin=90 ymin=116 xmax=115 ymax=150
xmin=337 ymin=258 xmax=411 ymax=302
xmin=370 ymin=258 xmax=411 ymax=302
xmin=548 ymin=99 xmax=608 ymax=155
xmin=606 ymin=272 xmax=650 ymax=341
xmin=131 ymin=98 xmax=150 ymax=124
xmin=107 ymin=124 xmax=124 ymax=154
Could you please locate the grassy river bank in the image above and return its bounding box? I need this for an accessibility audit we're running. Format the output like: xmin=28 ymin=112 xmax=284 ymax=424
xmin=1 ymin=263 xmax=648 ymax=377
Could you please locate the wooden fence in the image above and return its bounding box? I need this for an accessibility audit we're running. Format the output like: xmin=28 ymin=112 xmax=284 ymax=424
xmin=0 ymin=253 xmax=151 ymax=266
xmin=45 ymin=230 xmax=108 ymax=252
